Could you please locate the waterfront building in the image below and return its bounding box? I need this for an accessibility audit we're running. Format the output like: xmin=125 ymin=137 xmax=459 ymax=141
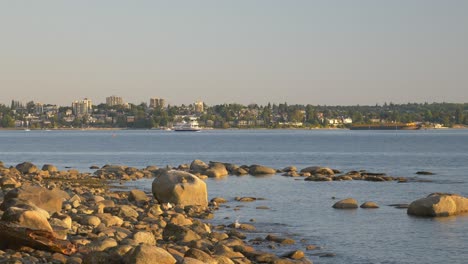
xmin=72 ymin=98 xmax=93 ymax=116
xmin=150 ymin=98 xmax=165 ymax=109
xmin=106 ymin=96 xmax=124 ymax=107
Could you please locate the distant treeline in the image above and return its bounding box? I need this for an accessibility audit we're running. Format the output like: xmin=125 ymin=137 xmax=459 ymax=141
xmin=0 ymin=102 xmax=467 ymax=129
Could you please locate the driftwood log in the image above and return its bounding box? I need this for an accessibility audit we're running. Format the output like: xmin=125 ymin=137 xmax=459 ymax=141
xmin=0 ymin=221 xmax=77 ymax=255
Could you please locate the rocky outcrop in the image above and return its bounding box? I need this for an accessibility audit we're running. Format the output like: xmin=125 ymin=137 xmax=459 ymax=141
xmin=189 ymin=160 xmax=209 ymax=173
xmin=152 ymin=170 xmax=208 ymax=207
xmin=332 ymin=198 xmax=358 ymax=209
xmin=205 ymin=163 xmax=229 ymax=178
xmin=407 ymin=193 xmax=468 ymax=217
xmin=249 ymin=165 xmax=277 ymax=176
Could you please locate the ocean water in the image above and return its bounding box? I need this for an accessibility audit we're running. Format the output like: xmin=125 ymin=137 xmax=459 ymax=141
xmin=0 ymin=129 xmax=467 ymax=263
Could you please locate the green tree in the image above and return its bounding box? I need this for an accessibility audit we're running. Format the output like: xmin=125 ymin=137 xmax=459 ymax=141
xmin=1 ymin=114 xmax=15 ymax=127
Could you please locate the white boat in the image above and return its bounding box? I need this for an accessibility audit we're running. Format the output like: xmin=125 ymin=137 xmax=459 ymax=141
xmin=173 ymin=118 xmax=201 ymax=132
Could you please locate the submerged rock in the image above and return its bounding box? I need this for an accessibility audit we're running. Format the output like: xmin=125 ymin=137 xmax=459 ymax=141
xmin=360 ymin=201 xmax=379 ymax=208
xmin=249 ymin=165 xmax=277 ymax=176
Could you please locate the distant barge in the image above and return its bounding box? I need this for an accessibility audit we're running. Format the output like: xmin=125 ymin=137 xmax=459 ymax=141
xmin=350 ymin=123 xmax=421 ymax=130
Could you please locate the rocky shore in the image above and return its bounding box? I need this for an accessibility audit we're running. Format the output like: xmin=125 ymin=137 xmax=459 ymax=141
xmin=1 ymin=160 xmax=466 ymax=264
xmin=0 ymin=161 xmax=316 ymax=264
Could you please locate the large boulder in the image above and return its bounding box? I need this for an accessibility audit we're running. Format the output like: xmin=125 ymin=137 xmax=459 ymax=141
xmin=332 ymin=198 xmax=358 ymax=209
xmin=190 ymin=160 xmax=209 ymax=173
xmin=249 ymin=165 xmax=276 ymax=176
xmin=15 ymin=162 xmax=39 ymax=174
xmin=123 ymin=244 xmax=176 ymax=264
xmin=152 ymin=170 xmax=208 ymax=207
xmin=407 ymin=193 xmax=468 ymax=217
xmin=300 ymin=166 xmax=335 ymax=176
xmin=41 ymin=164 xmax=58 ymax=173
xmin=0 ymin=185 xmax=69 ymax=214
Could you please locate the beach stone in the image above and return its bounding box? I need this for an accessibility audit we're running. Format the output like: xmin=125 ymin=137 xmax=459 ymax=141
xmin=123 ymin=244 xmax=176 ymax=264
xmin=211 ymin=197 xmax=227 ymax=204
xmin=360 ymin=201 xmax=379 ymax=208
xmin=184 ymin=248 xmax=217 ymax=264
xmin=80 ymin=215 xmax=102 ymax=227
xmin=282 ymin=166 xmax=297 ymax=172
xmin=117 ymin=205 xmax=139 ymax=219
xmin=82 ymin=251 xmax=110 ymax=264
xmin=235 ymin=168 xmax=249 ymax=175
xmin=128 ymin=189 xmax=149 ymax=203
xmin=301 ymin=166 xmax=335 ymax=175
xmin=133 ymin=231 xmax=156 ymax=246
xmin=1 ymin=207 xmax=53 ymax=232
xmin=182 ymin=257 xmax=206 ymax=264
xmin=0 ymin=177 xmax=21 ymax=189
xmin=213 ymin=244 xmax=245 ymax=259
xmin=86 ymin=238 xmax=118 ymax=252
xmin=41 ymin=164 xmax=58 ymax=173
xmin=1 ymin=185 xmax=69 ymax=214
xmin=283 ymin=250 xmax=305 ymax=260
xmin=96 ymin=213 xmax=124 ymax=227
xmin=265 ymin=234 xmax=295 ymax=245
xmin=249 ymin=165 xmax=276 ymax=176
xmin=205 ymin=163 xmax=229 ymax=178
xmin=163 ymin=223 xmax=201 ymax=243
xmin=152 ymin=170 xmax=208 ymax=207
xmin=15 ymin=162 xmax=38 ymax=174
xmin=333 ymin=198 xmax=358 ymax=209
xmin=407 ymin=193 xmax=468 ymax=217
xmin=51 ymin=213 xmax=72 ymax=229
xmin=190 ymin=160 xmax=209 ymax=173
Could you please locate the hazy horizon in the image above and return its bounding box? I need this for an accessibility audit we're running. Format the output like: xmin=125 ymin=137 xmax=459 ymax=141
xmin=1 ymin=1 xmax=467 ymax=106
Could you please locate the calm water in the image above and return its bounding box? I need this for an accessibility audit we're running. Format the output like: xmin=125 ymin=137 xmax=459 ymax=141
xmin=1 ymin=129 xmax=467 ymax=264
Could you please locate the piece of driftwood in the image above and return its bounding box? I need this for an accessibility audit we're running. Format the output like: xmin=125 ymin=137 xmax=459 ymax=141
xmin=0 ymin=221 xmax=77 ymax=255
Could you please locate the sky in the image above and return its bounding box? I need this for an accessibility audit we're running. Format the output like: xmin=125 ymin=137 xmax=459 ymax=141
xmin=0 ymin=0 xmax=467 ymax=106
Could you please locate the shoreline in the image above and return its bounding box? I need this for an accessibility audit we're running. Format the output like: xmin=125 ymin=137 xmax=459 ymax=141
xmin=0 ymin=161 xmax=315 ymax=263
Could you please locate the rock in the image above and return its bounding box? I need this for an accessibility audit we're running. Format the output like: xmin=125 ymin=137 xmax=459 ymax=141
xmin=96 ymin=213 xmax=124 ymax=227
xmin=304 ymin=175 xmax=332 ymax=181
xmin=283 ymin=250 xmax=305 ymax=260
xmin=0 ymin=177 xmax=21 ymax=189
xmin=90 ymin=165 xmax=100 ymax=170
xmin=407 ymin=193 xmax=468 ymax=217
xmin=15 ymin=162 xmax=39 ymax=174
xmin=152 ymin=170 xmax=208 ymax=207
xmin=190 ymin=160 xmax=209 ymax=173
xmin=282 ymin=166 xmax=297 ymax=172
xmin=205 ymin=163 xmax=229 ymax=178
xmin=235 ymin=168 xmax=249 ymax=175
xmin=265 ymin=234 xmax=295 ymax=245
xmin=86 ymin=238 xmax=118 ymax=252
xmin=416 ymin=171 xmax=435 ymax=175
xmin=133 ymin=231 xmax=156 ymax=246
xmin=211 ymin=197 xmax=227 ymax=204
xmin=41 ymin=164 xmax=58 ymax=173
xmin=128 ymin=189 xmax=150 ymax=204
xmin=360 ymin=201 xmax=379 ymax=208
xmin=117 ymin=205 xmax=139 ymax=219
xmin=301 ymin=166 xmax=335 ymax=175
xmin=80 ymin=215 xmax=102 ymax=227
xmin=184 ymin=248 xmax=217 ymax=264
xmin=332 ymin=198 xmax=358 ymax=209
xmin=82 ymin=251 xmax=110 ymax=264
xmin=123 ymin=244 xmax=176 ymax=264
xmin=249 ymin=165 xmax=276 ymax=176
xmin=0 ymin=185 xmax=69 ymax=214
xmin=163 ymin=223 xmax=201 ymax=243
xmin=1 ymin=207 xmax=53 ymax=232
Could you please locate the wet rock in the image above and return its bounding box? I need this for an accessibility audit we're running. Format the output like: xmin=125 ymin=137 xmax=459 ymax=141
xmin=300 ymin=166 xmax=334 ymax=176
xmin=190 ymin=160 xmax=209 ymax=173
xmin=304 ymin=175 xmax=332 ymax=181
xmin=282 ymin=250 xmax=305 ymax=260
xmin=416 ymin=171 xmax=435 ymax=175
xmin=152 ymin=170 xmax=208 ymax=207
xmin=235 ymin=197 xmax=256 ymax=202
xmin=332 ymin=198 xmax=358 ymax=209
xmin=205 ymin=163 xmax=229 ymax=178
xmin=407 ymin=193 xmax=468 ymax=217
xmin=282 ymin=166 xmax=297 ymax=172
xmin=360 ymin=201 xmax=379 ymax=208
xmin=249 ymin=165 xmax=277 ymax=176
xmin=41 ymin=164 xmax=58 ymax=173
xmin=163 ymin=223 xmax=201 ymax=243
xmin=265 ymin=234 xmax=295 ymax=245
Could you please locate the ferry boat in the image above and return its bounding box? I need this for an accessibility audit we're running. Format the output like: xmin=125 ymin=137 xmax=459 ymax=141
xmin=173 ymin=118 xmax=201 ymax=132
xmin=350 ymin=123 xmax=421 ymax=130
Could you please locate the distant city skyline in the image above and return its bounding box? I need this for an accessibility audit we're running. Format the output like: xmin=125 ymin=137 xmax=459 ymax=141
xmin=1 ymin=1 xmax=467 ymax=106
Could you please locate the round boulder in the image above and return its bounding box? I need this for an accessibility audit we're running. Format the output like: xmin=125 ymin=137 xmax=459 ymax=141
xmin=152 ymin=170 xmax=208 ymax=207
xmin=407 ymin=193 xmax=468 ymax=217
xmin=360 ymin=201 xmax=379 ymax=208
xmin=332 ymin=198 xmax=358 ymax=209
xmin=249 ymin=165 xmax=276 ymax=176
xmin=301 ymin=166 xmax=335 ymax=175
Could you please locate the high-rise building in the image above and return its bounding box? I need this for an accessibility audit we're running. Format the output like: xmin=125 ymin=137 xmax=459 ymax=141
xmin=150 ymin=98 xmax=166 ymax=109
xmin=72 ymin=98 xmax=93 ymax=116
xmin=106 ymin=96 xmax=124 ymax=106
xmin=194 ymin=101 xmax=204 ymax=113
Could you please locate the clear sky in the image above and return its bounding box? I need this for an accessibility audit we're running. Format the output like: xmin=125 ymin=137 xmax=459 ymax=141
xmin=1 ymin=1 xmax=467 ymax=106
